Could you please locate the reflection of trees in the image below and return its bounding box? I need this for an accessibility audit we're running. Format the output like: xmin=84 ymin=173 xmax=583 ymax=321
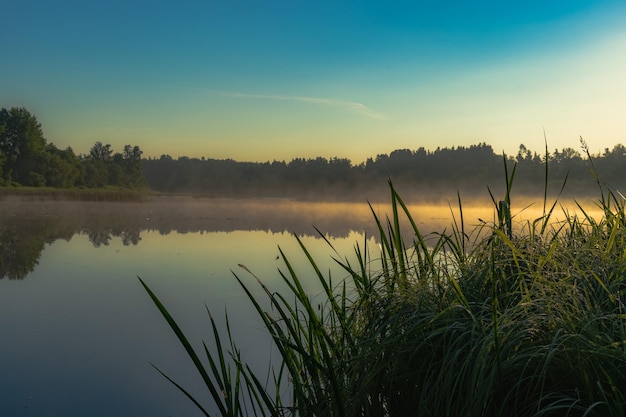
xmin=121 ymin=229 xmax=141 ymax=246
xmin=0 ymin=225 xmax=46 ymax=279
xmin=0 ymin=197 xmax=384 ymax=279
xmin=85 ymin=228 xmax=113 ymax=247
xmin=0 ymin=212 xmax=78 ymax=280
xmin=0 ymin=196 xmax=490 ymax=280
xmin=0 ymin=201 xmax=147 ymax=280
xmin=83 ymin=227 xmax=142 ymax=247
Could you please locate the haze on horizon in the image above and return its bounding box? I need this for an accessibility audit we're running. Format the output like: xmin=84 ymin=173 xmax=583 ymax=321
xmin=2 ymin=1 xmax=625 ymax=163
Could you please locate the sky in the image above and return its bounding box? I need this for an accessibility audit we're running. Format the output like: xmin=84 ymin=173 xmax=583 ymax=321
xmin=2 ymin=0 xmax=625 ymax=163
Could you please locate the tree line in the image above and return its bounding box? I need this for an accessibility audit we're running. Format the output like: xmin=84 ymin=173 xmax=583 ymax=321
xmin=143 ymin=142 xmax=626 ymax=201
xmin=0 ymin=107 xmax=144 ymax=188
xmin=3 ymin=106 xmax=626 ymax=200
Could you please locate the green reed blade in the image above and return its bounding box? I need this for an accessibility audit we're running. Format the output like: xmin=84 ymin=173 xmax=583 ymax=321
xmin=138 ymin=276 xmax=226 ymax=417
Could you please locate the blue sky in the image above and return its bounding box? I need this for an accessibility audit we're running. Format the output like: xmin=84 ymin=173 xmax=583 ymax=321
xmin=2 ymin=1 xmax=625 ymax=162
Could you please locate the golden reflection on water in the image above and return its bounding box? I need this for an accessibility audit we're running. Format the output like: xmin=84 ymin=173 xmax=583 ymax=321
xmin=0 ymin=194 xmax=609 ymax=240
xmin=0 ymin=193 xmax=609 ymax=281
xmin=0 ymin=195 xmax=609 ymax=283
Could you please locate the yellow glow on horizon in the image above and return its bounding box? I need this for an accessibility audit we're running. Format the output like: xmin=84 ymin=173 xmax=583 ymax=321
xmin=40 ymin=28 xmax=626 ymax=164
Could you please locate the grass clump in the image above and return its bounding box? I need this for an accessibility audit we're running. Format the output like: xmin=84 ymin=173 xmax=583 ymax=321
xmin=140 ymin=149 xmax=626 ymax=417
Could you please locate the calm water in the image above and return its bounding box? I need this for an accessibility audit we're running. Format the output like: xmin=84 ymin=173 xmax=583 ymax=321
xmin=0 ymin=195 xmax=596 ymax=416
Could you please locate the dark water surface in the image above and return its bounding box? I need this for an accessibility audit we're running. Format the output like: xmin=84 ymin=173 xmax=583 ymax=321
xmin=1 ymin=195 xmax=577 ymax=416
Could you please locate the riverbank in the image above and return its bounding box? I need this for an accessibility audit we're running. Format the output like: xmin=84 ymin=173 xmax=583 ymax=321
xmin=0 ymin=186 xmax=151 ymax=202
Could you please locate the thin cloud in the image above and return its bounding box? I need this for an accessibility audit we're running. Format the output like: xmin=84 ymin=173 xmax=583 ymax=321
xmin=95 ymin=126 xmax=156 ymax=134
xmin=221 ymin=91 xmax=386 ymax=120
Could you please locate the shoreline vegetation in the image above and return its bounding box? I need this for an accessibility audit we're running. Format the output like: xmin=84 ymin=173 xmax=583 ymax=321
xmin=142 ymin=152 xmax=626 ymax=417
xmin=0 ymin=186 xmax=150 ymax=202
xmin=139 ymin=140 xmax=626 ymax=202
xmin=3 ymin=106 xmax=626 ymax=203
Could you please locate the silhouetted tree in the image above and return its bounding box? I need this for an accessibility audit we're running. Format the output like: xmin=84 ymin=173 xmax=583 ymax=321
xmin=0 ymin=107 xmax=47 ymax=185
xmin=43 ymin=144 xmax=84 ymax=187
xmin=89 ymin=141 xmax=113 ymax=161
xmin=141 ymin=142 xmax=626 ymax=200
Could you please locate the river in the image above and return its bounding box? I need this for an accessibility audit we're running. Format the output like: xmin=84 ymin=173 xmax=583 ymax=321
xmin=0 ymin=195 xmax=599 ymax=416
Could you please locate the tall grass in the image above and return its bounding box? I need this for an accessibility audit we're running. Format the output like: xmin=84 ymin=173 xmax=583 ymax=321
xmin=140 ymin=146 xmax=626 ymax=417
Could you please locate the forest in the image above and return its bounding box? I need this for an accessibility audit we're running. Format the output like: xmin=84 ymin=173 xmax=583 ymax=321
xmin=0 ymin=107 xmax=144 ymax=189
xmin=142 ymin=142 xmax=626 ymax=201
xmin=3 ymin=106 xmax=626 ymax=201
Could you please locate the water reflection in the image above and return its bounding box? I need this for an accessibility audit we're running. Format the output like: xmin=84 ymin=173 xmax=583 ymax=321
xmin=0 ymin=196 xmax=471 ymax=280
xmin=0 ymin=195 xmax=602 ymax=280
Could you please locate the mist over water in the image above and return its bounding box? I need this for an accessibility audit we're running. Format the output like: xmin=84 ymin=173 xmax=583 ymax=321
xmin=0 ymin=195 xmax=495 ymax=273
